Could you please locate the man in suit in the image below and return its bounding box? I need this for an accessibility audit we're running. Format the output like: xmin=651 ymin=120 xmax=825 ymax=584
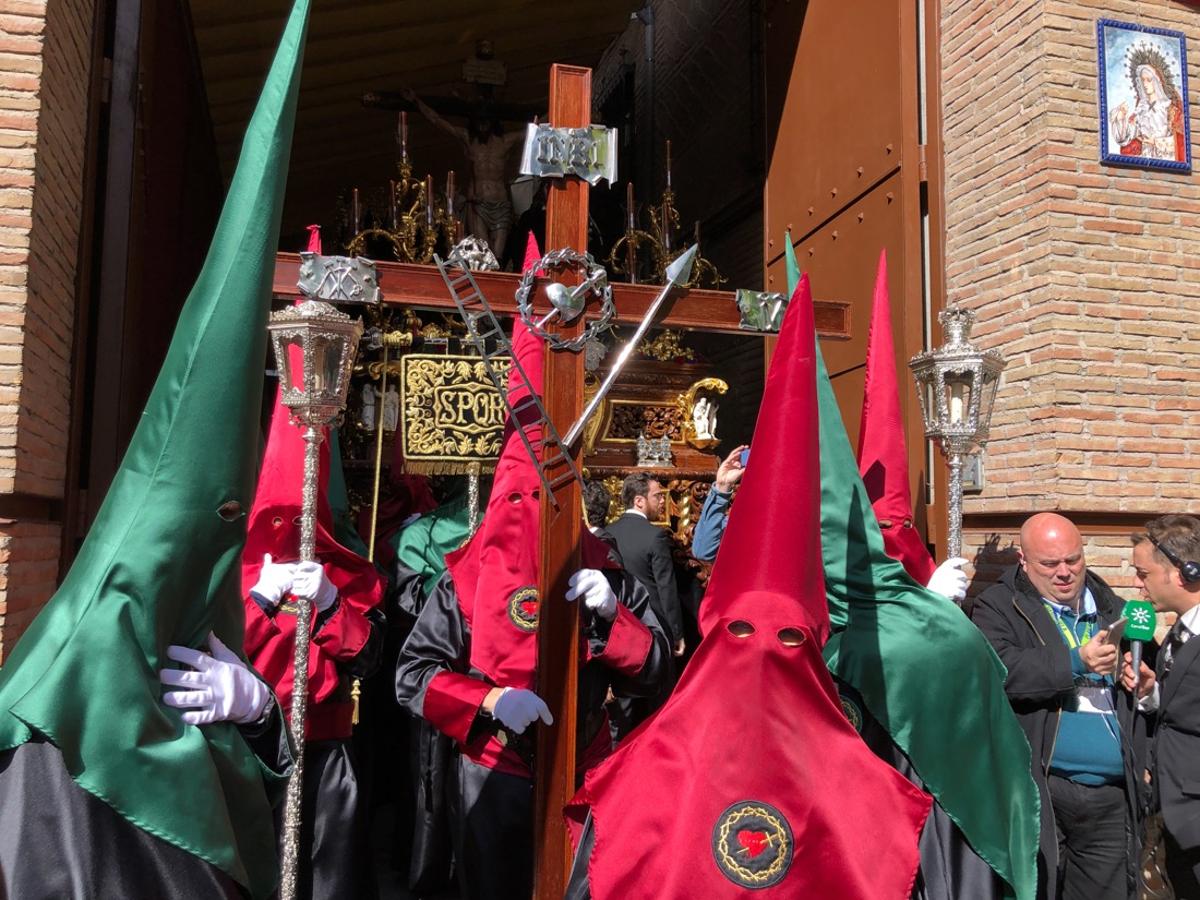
xmin=973 ymin=512 xmax=1156 ymax=900
xmin=1133 ymin=514 xmax=1200 ymax=898
xmin=606 ymin=474 xmax=685 ymax=658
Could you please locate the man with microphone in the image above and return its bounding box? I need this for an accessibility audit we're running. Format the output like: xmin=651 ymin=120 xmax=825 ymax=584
xmin=1132 ymin=514 xmax=1200 ymax=897
xmin=973 ymin=512 xmax=1156 ymax=900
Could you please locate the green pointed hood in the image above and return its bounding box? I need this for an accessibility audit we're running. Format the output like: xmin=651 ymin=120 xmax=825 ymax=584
xmin=812 ymin=291 xmax=1040 ymax=898
xmin=0 ymin=3 xmax=309 ymax=896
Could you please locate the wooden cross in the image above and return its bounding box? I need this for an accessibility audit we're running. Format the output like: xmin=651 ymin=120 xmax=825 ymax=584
xmin=271 ymin=63 xmax=849 ymax=897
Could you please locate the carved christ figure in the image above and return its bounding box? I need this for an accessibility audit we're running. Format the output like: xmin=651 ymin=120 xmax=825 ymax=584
xmin=403 ymin=87 xmax=527 ymax=261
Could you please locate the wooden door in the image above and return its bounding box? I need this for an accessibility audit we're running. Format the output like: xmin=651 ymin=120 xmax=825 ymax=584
xmin=762 ymin=0 xmax=946 ymax=551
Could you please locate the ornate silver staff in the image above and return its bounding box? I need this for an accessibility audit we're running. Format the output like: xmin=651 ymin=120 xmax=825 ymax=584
xmin=267 ymin=299 xmax=363 ymax=900
xmin=908 ymin=307 xmax=1005 ymax=559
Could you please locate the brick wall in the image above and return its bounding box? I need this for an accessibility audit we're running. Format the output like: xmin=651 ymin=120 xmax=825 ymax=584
xmin=942 ymin=0 xmax=1200 ymax=591
xmin=0 ymin=0 xmax=94 ymax=662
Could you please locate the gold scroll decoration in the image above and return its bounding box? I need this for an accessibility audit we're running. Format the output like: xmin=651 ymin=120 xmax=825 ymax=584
xmin=400 ymin=353 xmax=511 ymax=475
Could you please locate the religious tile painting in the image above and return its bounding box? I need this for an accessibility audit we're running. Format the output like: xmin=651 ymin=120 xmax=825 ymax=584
xmin=1097 ymin=19 xmax=1192 ymax=172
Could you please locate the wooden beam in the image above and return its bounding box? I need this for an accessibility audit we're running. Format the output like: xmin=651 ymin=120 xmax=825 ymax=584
xmin=532 ymin=62 xmax=590 ymax=900
xmin=272 ymin=253 xmax=852 ymax=337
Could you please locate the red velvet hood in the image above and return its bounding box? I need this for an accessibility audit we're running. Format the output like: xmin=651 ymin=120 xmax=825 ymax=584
xmin=568 ymin=276 xmax=931 ymax=899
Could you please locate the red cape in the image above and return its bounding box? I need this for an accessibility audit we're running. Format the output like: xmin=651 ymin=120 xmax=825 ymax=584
xmin=856 ymin=249 xmax=937 ymax=584
xmin=568 ymin=276 xmax=931 ymax=899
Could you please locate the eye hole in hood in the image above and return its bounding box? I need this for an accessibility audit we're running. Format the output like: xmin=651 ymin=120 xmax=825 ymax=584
xmin=217 ymin=501 xmax=243 ymax=522
xmin=727 ymin=620 xmax=756 ymax=638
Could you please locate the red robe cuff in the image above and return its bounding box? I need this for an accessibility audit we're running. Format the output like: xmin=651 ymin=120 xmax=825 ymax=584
xmin=310 ymin=598 xmax=371 ymax=661
xmin=422 ymin=671 xmax=492 ymax=745
xmin=590 ymin=603 xmax=652 ymax=677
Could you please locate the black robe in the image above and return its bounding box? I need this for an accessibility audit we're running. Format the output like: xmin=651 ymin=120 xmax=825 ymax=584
xmin=0 ymin=700 xmax=292 ymax=900
xmin=395 ymin=568 xmax=671 ymax=900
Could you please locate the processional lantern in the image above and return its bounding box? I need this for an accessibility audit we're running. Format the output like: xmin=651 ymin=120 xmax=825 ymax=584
xmin=908 ymin=306 xmax=1005 ymax=560
xmin=266 ymin=298 xmax=363 ymax=900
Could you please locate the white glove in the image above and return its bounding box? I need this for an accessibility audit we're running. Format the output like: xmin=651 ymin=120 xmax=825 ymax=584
xmin=491 ymin=687 xmax=553 ymax=735
xmin=291 ymin=560 xmax=338 ymax=612
xmin=565 ymin=568 xmax=618 ymax=621
xmin=250 ymin=553 xmax=293 ymax=607
xmin=926 ymin=557 xmax=969 ymax=602
xmin=160 ymin=633 xmax=270 ymax=726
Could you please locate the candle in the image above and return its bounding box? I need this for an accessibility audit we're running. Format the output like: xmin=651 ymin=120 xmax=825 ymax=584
xmin=389 ymin=180 xmax=398 ymax=230
xmin=626 ymin=182 xmax=635 ymax=230
xmin=351 ymin=187 xmax=360 ymax=232
xmin=949 ymin=384 xmax=966 ymax=424
xmin=399 ymin=112 xmax=408 ymax=160
xmin=425 ymin=176 xmax=434 ymax=225
xmin=694 ymin=219 xmax=701 ymax=246
xmin=665 ymin=139 xmax=672 ymax=189
xmin=446 ymin=170 xmax=456 ymax=218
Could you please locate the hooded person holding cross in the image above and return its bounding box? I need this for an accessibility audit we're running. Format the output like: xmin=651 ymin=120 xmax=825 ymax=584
xmin=394 ymin=318 xmax=671 ymax=900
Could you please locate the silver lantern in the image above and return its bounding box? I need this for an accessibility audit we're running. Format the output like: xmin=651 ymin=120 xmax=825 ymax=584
xmin=909 ymin=306 xmax=1005 ymax=560
xmin=267 ymin=298 xmax=362 ymax=900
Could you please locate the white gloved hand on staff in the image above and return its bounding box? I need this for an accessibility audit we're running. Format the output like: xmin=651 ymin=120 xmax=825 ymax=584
xmin=291 ymin=560 xmax=338 ymax=612
xmin=565 ymin=568 xmax=619 ymax=621
xmin=926 ymin=557 xmax=970 ymax=602
xmin=160 ymin=633 xmax=271 ymax=726
xmin=249 ymin=553 xmax=293 ymax=607
xmin=489 ymin=687 xmax=553 ymax=735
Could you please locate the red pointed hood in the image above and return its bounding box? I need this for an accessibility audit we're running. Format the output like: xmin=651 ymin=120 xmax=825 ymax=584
xmin=569 ymin=277 xmax=931 ymax=899
xmin=522 ymin=231 xmax=544 ymax=275
xmin=856 ymin=249 xmax=936 ymax=583
xmin=699 ymin=275 xmax=827 ymax=641
xmin=241 ymin=376 xmax=382 ymax=612
xmin=445 ymin=319 xmax=546 ymax=690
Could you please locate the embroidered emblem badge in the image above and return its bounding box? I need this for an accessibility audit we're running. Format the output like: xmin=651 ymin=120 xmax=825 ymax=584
xmin=839 ymin=695 xmax=863 ymax=734
xmin=712 ymin=801 xmax=793 ymax=889
xmin=508 ymin=586 xmax=539 ymax=632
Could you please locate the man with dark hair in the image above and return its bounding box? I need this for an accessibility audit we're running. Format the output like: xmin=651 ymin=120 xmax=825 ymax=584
xmin=607 ymin=474 xmax=685 ymax=658
xmin=1132 ymin=514 xmax=1200 ymax=897
xmin=582 ymin=480 xmax=621 ymax=563
xmin=972 ymin=512 xmax=1156 ymax=900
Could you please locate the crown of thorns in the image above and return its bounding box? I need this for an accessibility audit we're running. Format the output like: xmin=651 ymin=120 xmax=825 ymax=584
xmin=1126 ymin=41 xmax=1180 ymax=104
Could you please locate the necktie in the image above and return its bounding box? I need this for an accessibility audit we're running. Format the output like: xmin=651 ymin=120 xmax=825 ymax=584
xmin=1163 ymin=623 xmax=1191 ymax=679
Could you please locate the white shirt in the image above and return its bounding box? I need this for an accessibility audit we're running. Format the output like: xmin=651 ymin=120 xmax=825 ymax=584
xmin=625 ymin=508 xmax=648 ymax=520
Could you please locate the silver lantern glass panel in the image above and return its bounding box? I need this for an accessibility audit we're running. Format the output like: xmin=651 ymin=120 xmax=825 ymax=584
xmin=268 ymin=299 xmax=363 ymax=431
xmin=909 ymin=306 xmax=1005 ymax=562
xmin=266 ymin=298 xmax=362 ymax=900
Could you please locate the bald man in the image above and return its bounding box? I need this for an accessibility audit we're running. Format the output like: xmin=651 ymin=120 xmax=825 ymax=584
xmin=972 ymin=513 xmax=1156 ymax=900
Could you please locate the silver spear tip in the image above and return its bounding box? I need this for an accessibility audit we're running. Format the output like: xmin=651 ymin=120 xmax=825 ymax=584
xmin=665 ymin=244 xmax=698 ymax=287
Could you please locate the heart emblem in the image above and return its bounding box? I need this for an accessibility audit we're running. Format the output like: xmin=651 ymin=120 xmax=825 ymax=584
xmin=521 ymin=600 xmax=538 ymax=617
xmin=738 ymin=830 xmax=770 ymax=858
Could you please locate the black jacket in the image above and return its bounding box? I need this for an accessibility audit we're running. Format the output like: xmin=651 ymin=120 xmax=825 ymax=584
xmin=971 ymin=565 xmax=1152 ymax=899
xmin=1154 ymin=615 xmax=1200 ymax=852
xmin=605 ymin=513 xmax=684 ymax=644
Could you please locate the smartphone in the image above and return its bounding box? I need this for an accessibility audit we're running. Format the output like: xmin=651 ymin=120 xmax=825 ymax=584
xmin=740 ymin=447 xmax=750 ymax=468
xmin=1104 ymin=616 xmax=1128 ymax=646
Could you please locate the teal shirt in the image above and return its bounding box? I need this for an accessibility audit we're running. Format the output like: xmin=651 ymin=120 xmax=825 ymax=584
xmin=1045 ymin=591 xmax=1124 ymax=786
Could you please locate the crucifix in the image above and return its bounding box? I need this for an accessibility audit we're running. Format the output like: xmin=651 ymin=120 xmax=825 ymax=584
xmin=274 ymin=62 xmax=851 ymax=899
